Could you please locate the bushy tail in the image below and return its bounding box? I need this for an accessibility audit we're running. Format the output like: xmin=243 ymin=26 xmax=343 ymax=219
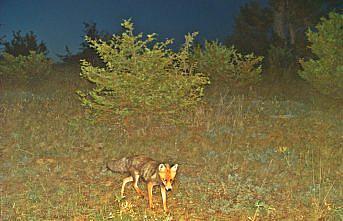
xmin=106 ymin=157 xmax=130 ymax=173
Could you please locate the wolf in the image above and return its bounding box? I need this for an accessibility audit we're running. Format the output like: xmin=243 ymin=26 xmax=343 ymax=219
xmin=106 ymin=155 xmax=178 ymax=212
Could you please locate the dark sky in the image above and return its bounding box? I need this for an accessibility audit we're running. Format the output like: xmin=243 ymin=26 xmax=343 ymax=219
xmin=0 ymin=0 xmax=264 ymax=60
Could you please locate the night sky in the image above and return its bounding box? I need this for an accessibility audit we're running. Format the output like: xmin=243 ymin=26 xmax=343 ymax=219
xmin=0 ymin=0 xmax=264 ymax=61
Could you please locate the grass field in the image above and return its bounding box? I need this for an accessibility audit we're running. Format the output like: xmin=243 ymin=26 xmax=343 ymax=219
xmin=1 ymin=64 xmax=342 ymax=220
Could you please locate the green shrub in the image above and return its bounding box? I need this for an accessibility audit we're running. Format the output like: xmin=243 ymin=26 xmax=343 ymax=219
xmin=193 ymin=41 xmax=263 ymax=86
xmin=0 ymin=51 xmax=52 ymax=81
xmin=78 ymin=19 xmax=209 ymax=122
xmin=298 ymin=12 xmax=343 ymax=99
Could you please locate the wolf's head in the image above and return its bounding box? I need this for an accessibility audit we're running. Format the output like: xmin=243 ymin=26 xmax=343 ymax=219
xmin=158 ymin=163 xmax=178 ymax=191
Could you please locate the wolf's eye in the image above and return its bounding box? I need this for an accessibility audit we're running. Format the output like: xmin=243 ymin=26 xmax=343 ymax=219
xmin=170 ymin=179 xmax=173 ymax=182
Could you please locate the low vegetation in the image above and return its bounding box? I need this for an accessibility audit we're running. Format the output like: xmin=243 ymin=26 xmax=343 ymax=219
xmin=1 ymin=14 xmax=342 ymax=220
xmin=1 ymin=60 xmax=342 ymax=220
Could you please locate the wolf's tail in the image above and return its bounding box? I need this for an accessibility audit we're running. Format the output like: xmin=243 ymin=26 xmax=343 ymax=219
xmin=106 ymin=157 xmax=130 ymax=173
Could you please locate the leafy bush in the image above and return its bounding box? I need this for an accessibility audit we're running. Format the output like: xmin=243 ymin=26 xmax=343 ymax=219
xmin=0 ymin=51 xmax=52 ymax=81
xmin=298 ymin=12 xmax=343 ymax=99
xmin=193 ymin=41 xmax=263 ymax=86
xmin=78 ymin=20 xmax=209 ymax=122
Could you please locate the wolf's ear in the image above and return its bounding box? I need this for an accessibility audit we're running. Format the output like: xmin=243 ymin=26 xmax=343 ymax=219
xmin=158 ymin=164 xmax=166 ymax=171
xmin=171 ymin=164 xmax=178 ymax=172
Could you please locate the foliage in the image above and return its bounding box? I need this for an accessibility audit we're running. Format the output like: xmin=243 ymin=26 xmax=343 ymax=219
xmin=194 ymin=41 xmax=263 ymax=86
xmin=78 ymin=19 xmax=209 ymax=121
xmin=0 ymin=51 xmax=52 ymax=80
xmin=298 ymin=12 xmax=343 ymax=99
xmin=1 ymin=31 xmax=48 ymax=57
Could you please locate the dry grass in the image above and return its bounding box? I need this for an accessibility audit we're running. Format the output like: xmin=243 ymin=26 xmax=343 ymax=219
xmin=1 ymin=64 xmax=342 ymax=220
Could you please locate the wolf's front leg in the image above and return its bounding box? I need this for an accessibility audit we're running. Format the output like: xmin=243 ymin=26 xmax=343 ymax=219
xmin=147 ymin=182 xmax=154 ymax=209
xmin=160 ymin=186 xmax=168 ymax=212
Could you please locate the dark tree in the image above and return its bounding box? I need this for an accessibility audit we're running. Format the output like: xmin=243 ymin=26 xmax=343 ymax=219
xmin=269 ymin=0 xmax=326 ymax=57
xmin=225 ymin=0 xmax=341 ymax=83
xmin=226 ymin=1 xmax=273 ymax=56
xmin=228 ymin=0 xmax=340 ymax=59
xmin=1 ymin=31 xmax=48 ymax=57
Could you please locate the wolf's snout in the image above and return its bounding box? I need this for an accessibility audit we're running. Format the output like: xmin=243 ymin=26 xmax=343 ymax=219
xmin=165 ymin=187 xmax=172 ymax=192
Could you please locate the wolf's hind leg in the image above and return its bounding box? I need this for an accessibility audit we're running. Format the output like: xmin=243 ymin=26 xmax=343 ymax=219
xmin=133 ymin=174 xmax=146 ymax=197
xmin=121 ymin=176 xmax=133 ymax=197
